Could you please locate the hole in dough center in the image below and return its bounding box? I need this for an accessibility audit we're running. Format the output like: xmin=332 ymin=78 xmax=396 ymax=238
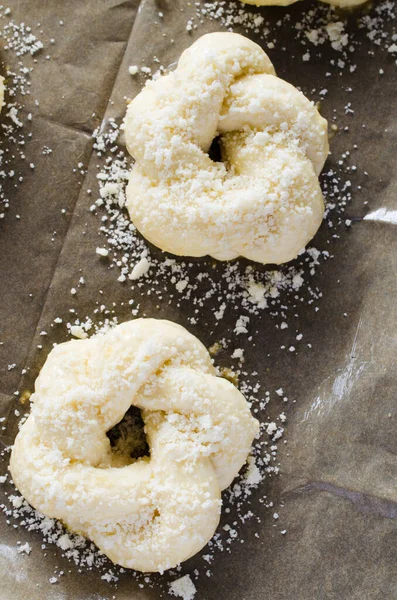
xmin=106 ymin=406 xmax=150 ymax=464
xmin=208 ymin=135 xmax=223 ymax=164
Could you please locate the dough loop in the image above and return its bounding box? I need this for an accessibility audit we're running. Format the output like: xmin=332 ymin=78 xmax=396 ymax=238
xmin=124 ymin=32 xmax=328 ymax=264
xmin=10 ymin=319 xmax=259 ymax=572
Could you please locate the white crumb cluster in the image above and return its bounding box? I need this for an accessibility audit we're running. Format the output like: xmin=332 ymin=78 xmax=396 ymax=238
xmin=192 ymin=1 xmax=397 ymax=75
xmin=69 ymin=324 xmax=88 ymax=339
xmin=169 ymin=574 xmax=197 ymax=600
xmin=1 ymin=490 xmax=109 ymax=570
xmin=17 ymin=541 xmax=31 ymax=554
xmin=1 ymin=18 xmax=43 ymax=56
xmin=129 ymin=255 xmax=150 ymax=280
xmin=0 ymin=7 xmax=45 ymax=219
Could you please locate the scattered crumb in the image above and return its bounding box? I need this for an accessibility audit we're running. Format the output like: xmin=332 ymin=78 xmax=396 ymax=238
xmin=169 ymin=575 xmax=197 ymax=600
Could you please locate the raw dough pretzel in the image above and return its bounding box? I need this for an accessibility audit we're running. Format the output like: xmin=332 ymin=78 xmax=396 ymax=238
xmin=124 ymin=32 xmax=329 ymax=265
xmin=10 ymin=319 xmax=259 ymax=573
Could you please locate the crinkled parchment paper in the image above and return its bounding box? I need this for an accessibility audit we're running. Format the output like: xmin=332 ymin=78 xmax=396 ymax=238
xmin=1 ymin=0 xmax=397 ymax=598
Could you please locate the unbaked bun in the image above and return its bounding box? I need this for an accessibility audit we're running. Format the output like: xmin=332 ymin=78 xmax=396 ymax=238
xmin=124 ymin=32 xmax=328 ymax=265
xmin=10 ymin=319 xmax=259 ymax=573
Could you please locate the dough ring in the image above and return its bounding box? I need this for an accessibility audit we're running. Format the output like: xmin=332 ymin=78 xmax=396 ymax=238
xmin=10 ymin=319 xmax=259 ymax=573
xmin=124 ymin=32 xmax=329 ymax=265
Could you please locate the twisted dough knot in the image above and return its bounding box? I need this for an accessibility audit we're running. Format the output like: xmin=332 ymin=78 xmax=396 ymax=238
xmin=124 ymin=32 xmax=329 ymax=265
xmin=10 ymin=319 xmax=259 ymax=573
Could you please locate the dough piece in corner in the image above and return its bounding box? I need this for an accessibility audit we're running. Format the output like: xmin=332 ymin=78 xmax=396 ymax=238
xmin=10 ymin=318 xmax=259 ymax=573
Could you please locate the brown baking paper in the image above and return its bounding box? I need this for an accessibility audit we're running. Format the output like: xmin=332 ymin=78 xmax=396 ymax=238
xmin=1 ymin=0 xmax=397 ymax=598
